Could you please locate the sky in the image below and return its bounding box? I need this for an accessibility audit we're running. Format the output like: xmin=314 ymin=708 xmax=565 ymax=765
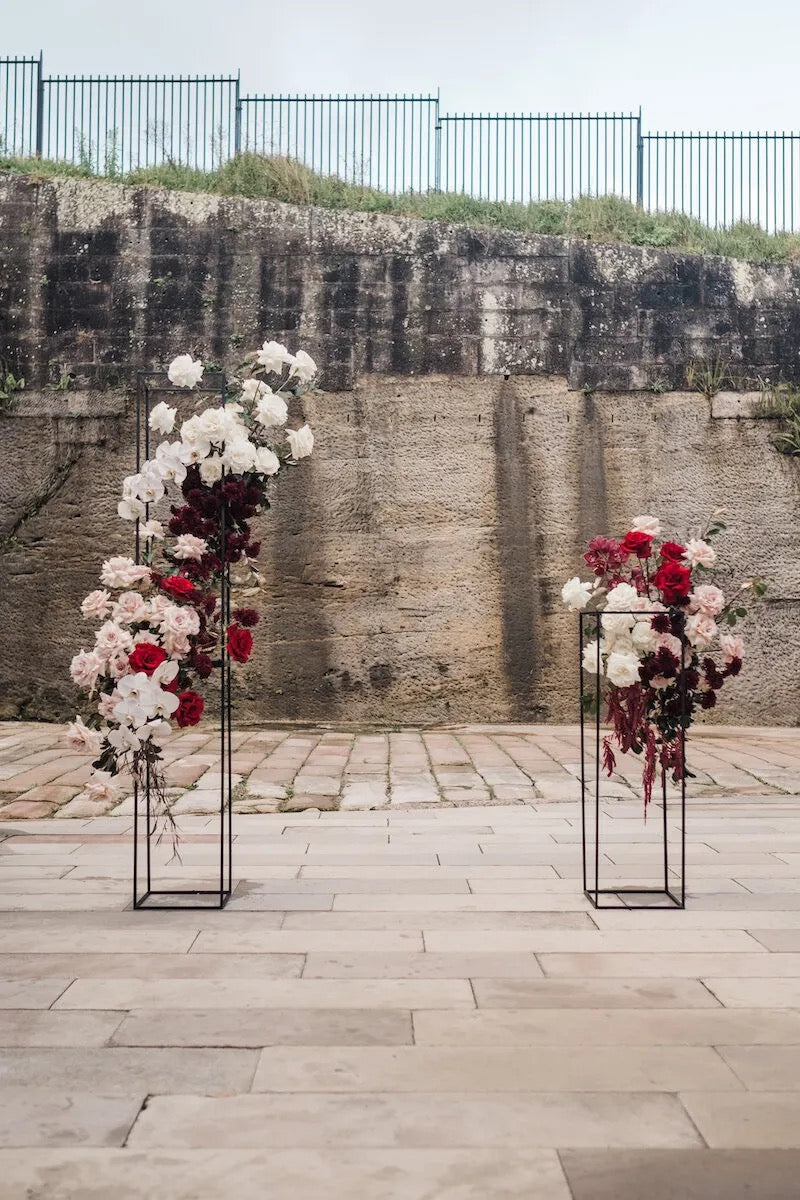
xmin=4 ymin=0 xmax=796 ymax=133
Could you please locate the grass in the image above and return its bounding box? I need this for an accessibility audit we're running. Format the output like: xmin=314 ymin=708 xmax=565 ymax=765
xmin=3 ymin=150 xmax=800 ymax=264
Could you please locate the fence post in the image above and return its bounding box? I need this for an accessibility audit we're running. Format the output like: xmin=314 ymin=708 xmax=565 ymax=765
xmin=636 ymin=105 xmax=644 ymax=207
xmin=433 ymin=88 xmax=441 ymax=191
xmin=233 ymin=69 xmax=242 ymax=157
xmin=35 ymin=51 xmax=44 ymax=157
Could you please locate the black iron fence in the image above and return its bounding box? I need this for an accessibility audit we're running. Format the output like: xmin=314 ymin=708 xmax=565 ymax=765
xmin=3 ymin=54 xmax=800 ymax=232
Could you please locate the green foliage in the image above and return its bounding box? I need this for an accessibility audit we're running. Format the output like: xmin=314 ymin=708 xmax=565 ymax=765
xmin=0 ymin=359 xmax=24 ymax=412
xmin=4 ymin=152 xmax=800 ymax=263
xmin=686 ymin=357 xmax=735 ymax=399
xmin=758 ymin=381 xmax=800 ymax=456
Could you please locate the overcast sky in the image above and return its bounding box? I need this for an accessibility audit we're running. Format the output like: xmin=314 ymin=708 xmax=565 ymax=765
xmin=5 ymin=0 xmax=796 ymax=132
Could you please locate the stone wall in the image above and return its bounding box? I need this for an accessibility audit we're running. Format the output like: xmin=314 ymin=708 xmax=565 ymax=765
xmin=1 ymin=173 xmax=799 ymax=725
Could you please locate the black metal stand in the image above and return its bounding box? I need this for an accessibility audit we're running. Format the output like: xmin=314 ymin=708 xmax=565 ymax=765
xmin=132 ymin=371 xmax=233 ymax=910
xmin=579 ymin=609 xmax=686 ymax=910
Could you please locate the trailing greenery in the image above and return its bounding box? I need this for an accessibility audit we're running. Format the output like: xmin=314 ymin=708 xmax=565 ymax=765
xmin=3 ymin=151 xmax=800 ymax=263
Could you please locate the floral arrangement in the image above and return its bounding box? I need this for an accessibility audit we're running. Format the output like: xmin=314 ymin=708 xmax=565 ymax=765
xmin=66 ymin=338 xmax=316 ymax=838
xmin=562 ymin=514 xmax=765 ymax=807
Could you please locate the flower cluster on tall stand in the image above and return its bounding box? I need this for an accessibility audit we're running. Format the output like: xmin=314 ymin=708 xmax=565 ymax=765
xmin=67 ymin=338 xmax=317 ymax=852
xmin=562 ymin=514 xmax=765 ymax=809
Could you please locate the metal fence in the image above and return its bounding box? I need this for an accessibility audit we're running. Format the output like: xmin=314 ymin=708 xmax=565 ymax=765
xmin=240 ymin=94 xmax=439 ymax=193
xmin=4 ymin=53 xmax=800 ymax=232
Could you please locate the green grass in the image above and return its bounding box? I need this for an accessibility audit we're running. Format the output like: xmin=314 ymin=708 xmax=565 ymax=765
xmin=3 ymin=151 xmax=800 ymax=264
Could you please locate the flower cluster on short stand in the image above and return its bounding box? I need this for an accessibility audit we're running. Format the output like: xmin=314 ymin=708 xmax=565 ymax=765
xmin=67 ymin=339 xmax=317 ymax=844
xmin=561 ymin=514 xmax=765 ymax=807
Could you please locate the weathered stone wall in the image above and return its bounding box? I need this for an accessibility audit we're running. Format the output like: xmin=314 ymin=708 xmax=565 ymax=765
xmin=1 ymin=173 xmax=799 ymax=725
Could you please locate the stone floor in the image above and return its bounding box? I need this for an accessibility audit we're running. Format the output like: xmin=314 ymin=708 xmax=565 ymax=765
xmin=1 ymin=725 xmax=800 ymax=1196
xmin=2 ymin=721 xmax=800 ymax=818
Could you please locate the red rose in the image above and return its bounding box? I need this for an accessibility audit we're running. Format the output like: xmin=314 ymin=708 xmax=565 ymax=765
xmin=653 ymin=561 xmax=692 ymax=604
xmin=659 ymin=541 xmax=687 ymax=561
xmin=621 ymin=530 xmax=653 ymax=558
xmin=175 ymin=690 xmax=205 ymax=728
xmin=128 ymin=643 xmax=168 ymax=676
xmin=161 ymin=575 xmax=198 ymax=600
xmin=227 ymin=624 xmax=253 ymax=664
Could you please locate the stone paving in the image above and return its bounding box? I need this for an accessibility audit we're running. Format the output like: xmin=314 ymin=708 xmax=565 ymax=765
xmin=2 ymin=721 xmax=800 ymax=819
xmin=1 ymin=724 xmax=800 ymax=1195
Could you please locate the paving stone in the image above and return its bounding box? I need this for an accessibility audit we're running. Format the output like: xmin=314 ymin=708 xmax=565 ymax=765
xmin=0 ymin=952 xmax=303 ymax=981
xmin=413 ymin=1007 xmax=800 ymax=1046
xmin=303 ymin=952 xmax=545 ymax=979
xmin=251 ymin=1044 xmax=740 ymax=1093
xmin=470 ymin=979 xmax=721 ymax=1009
xmin=560 ymin=1149 xmax=800 ymax=1200
xmin=113 ymin=1008 xmax=413 ymax=1048
xmin=0 ymin=1148 xmax=573 ymax=1199
xmin=55 ymin=978 xmax=476 ymax=1011
xmin=0 ymin=1047 xmax=259 ymax=1094
xmin=0 ymin=1011 xmax=123 ymax=1047
xmin=681 ymin=1092 xmax=800 ymax=1148
xmin=0 ymin=979 xmax=73 ymax=1009
xmin=717 ymin=1046 xmax=800 ymax=1090
xmin=0 ymin=1088 xmax=143 ymax=1147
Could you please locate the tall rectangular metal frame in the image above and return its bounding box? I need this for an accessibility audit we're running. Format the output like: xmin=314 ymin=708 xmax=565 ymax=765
xmin=132 ymin=370 xmax=233 ymax=910
xmin=579 ymin=609 xmax=687 ymax=910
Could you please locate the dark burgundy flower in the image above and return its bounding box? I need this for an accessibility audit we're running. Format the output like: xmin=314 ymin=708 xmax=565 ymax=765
xmin=189 ymin=651 xmax=214 ymax=680
xmin=175 ymin=690 xmax=205 ymax=728
xmin=583 ymin=536 xmax=629 ymax=578
xmin=700 ymin=691 xmax=717 ymax=709
xmin=227 ymin=624 xmax=254 ymax=664
xmin=723 ymin=657 xmax=743 ymax=678
xmin=651 ymin=612 xmax=672 ymax=633
xmin=128 ymin=643 xmax=167 ymax=676
xmin=233 ymin=608 xmax=260 ymax=628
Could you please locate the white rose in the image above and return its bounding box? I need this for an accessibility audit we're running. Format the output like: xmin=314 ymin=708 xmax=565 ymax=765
xmin=81 ymin=590 xmax=112 ymax=620
xmin=65 ymin=715 xmax=101 ymax=754
xmin=100 ymin=557 xmax=151 ymax=590
xmin=84 ymin=770 xmax=119 ymax=803
xmin=222 ymin=436 xmax=257 ymax=474
xmin=254 ymin=392 xmax=289 ymax=428
xmin=605 ymin=650 xmax=642 ymax=688
xmin=690 ymin=584 xmax=726 ymax=617
xmin=605 ymin=583 xmax=640 ymax=611
xmin=581 ymin=639 xmax=605 ymax=674
xmin=601 ymin=609 xmax=636 ymax=636
xmin=163 ymin=630 xmax=191 ymax=658
xmin=240 ymin=378 xmax=271 ymax=404
xmin=167 ymin=353 xmax=204 ymax=389
xmin=684 ymin=538 xmax=716 ymax=568
xmin=173 ymin=534 xmax=207 ymax=562
xmin=287 ymin=348 xmax=318 ymax=384
xmin=107 ymin=649 xmax=132 ymax=679
xmin=286 ymin=424 xmax=314 ymax=460
xmin=254 ymin=446 xmax=280 ymax=476
xmin=69 ymin=649 xmax=104 ymax=693
xmin=97 ymin=691 xmax=118 ymax=720
xmin=161 ymin=604 xmax=200 ymax=637
xmin=686 ymin=613 xmax=718 ymax=649
xmin=720 ymin=633 xmax=745 ymax=663
xmin=149 ymin=401 xmax=177 ymax=436
xmin=630 ymin=515 xmax=662 ymax=537
xmin=604 ymin=631 xmax=635 ymax=656
xmin=257 ymin=340 xmax=291 ymax=373
xmin=561 ymin=576 xmax=593 ymax=612
xmin=199 ymin=455 xmax=223 ymax=485
xmin=112 ymin=591 xmax=149 ymax=625
xmin=631 ymin=619 xmax=659 ymax=653
xmin=94 ymin=620 xmax=134 ymax=660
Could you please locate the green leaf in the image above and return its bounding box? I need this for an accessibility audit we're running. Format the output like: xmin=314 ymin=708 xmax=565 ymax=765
xmin=736 ymin=607 xmax=747 ymax=617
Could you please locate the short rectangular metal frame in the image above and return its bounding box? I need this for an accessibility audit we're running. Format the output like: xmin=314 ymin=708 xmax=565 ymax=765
xmin=579 ymin=609 xmax=687 ymax=910
xmin=132 ymin=370 xmax=233 ymax=910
